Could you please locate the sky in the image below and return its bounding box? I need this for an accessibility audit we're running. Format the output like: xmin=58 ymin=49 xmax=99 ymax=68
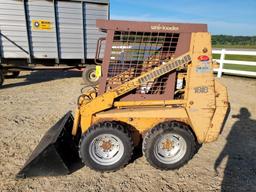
xmin=110 ymin=0 xmax=256 ymax=36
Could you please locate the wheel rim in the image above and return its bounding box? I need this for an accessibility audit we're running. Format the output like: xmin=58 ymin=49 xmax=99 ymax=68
xmin=154 ymin=133 xmax=187 ymax=164
xmin=88 ymin=70 xmax=98 ymax=82
xmin=89 ymin=134 xmax=124 ymax=166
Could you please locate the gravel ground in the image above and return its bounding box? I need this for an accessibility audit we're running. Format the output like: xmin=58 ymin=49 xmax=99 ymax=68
xmin=0 ymin=71 xmax=256 ymax=192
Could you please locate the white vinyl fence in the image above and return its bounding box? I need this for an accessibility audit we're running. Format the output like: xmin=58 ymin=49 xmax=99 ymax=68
xmin=212 ymin=49 xmax=256 ymax=78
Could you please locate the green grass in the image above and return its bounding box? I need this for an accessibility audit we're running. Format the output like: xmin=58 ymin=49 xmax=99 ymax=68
xmin=212 ymin=54 xmax=256 ymax=72
xmin=223 ymin=64 xmax=256 ymax=71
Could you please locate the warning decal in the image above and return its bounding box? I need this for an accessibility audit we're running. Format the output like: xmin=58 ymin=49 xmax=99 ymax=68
xmin=95 ymin=66 xmax=102 ymax=78
xmin=32 ymin=20 xmax=53 ymax=31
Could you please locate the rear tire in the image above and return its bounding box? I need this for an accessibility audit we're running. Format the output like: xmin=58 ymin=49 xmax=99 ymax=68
xmin=0 ymin=69 xmax=4 ymax=86
xmin=82 ymin=65 xmax=99 ymax=86
xmin=8 ymin=71 xmax=20 ymax=78
xmin=79 ymin=122 xmax=134 ymax=172
xmin=143 ymin=122 xmax=196 ymax=170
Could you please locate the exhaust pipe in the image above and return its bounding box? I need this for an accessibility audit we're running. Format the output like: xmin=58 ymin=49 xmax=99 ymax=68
xmin=16 ymin=112 xmax=83 ymax=178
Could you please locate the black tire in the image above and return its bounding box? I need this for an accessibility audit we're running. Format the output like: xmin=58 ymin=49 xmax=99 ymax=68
xmin=8 ymin=71 xmax=20 ymax=78
xmin=143 ymin=121 xmax=196 ymax=170
xmin=79 ymin=121 xmax=134 ymax=172
xmin=82 ymin=65 xmax=99 ymax=86
xmin=0 ymin=69 xmax=4 ymax=86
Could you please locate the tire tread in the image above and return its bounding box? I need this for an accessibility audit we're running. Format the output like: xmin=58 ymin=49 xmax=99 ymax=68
xmin=79 ymin=121 xmax=134 ymax=172
xmin=143 ymin=121 xmax=197 ymax=170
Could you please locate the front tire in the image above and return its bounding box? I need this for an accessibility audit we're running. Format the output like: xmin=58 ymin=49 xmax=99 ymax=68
xmin=143 ymin=122 xmax=196 ymax=170
xmin=79 ymin=122 xmax=134 ymax=172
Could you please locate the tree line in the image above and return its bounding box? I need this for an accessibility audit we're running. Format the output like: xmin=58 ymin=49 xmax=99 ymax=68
xmin=212 ymin=35 xmax=256 ymax=48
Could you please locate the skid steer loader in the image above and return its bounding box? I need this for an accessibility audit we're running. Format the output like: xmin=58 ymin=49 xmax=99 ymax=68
xmin=17 ymin=20 xmax=229 ymax=178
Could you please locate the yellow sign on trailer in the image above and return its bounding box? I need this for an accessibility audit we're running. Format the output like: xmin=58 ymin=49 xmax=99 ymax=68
xmin=32 ymin=20 xmax=53 ymax=31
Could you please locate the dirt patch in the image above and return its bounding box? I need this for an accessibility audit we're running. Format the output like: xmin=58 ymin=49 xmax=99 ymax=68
xmin=0 ymin=71 xmax=256 ymax=192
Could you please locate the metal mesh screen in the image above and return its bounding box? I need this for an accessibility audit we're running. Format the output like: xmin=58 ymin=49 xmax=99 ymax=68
xmin=106 ymin=31 xmax=179 ymax=94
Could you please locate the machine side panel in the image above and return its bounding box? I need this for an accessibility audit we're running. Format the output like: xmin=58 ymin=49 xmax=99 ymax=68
xmin=186 ymin=33 xmax=216 ymax=143
xmin=93 ymin=107 xmax=189 ymax=133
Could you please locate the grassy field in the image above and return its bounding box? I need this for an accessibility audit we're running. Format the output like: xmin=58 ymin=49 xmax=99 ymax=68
xmin=212 ymin=51 xmax=256 ymax=72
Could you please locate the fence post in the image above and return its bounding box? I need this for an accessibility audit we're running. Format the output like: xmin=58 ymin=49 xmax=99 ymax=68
xmin=217 ymin=49 xmax=226 ymax=78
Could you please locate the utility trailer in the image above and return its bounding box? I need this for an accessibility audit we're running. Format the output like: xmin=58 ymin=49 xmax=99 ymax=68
xmin=0 ymin=0 xmax=109 ymax=86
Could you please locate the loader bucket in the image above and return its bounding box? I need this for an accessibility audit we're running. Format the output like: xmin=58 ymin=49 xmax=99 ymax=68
xmin=16 ymin=112 xmax=82 ymax=178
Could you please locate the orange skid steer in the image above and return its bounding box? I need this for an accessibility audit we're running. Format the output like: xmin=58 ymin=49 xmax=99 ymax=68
xmin=17 ymin=20 xmax=229 ymax=178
